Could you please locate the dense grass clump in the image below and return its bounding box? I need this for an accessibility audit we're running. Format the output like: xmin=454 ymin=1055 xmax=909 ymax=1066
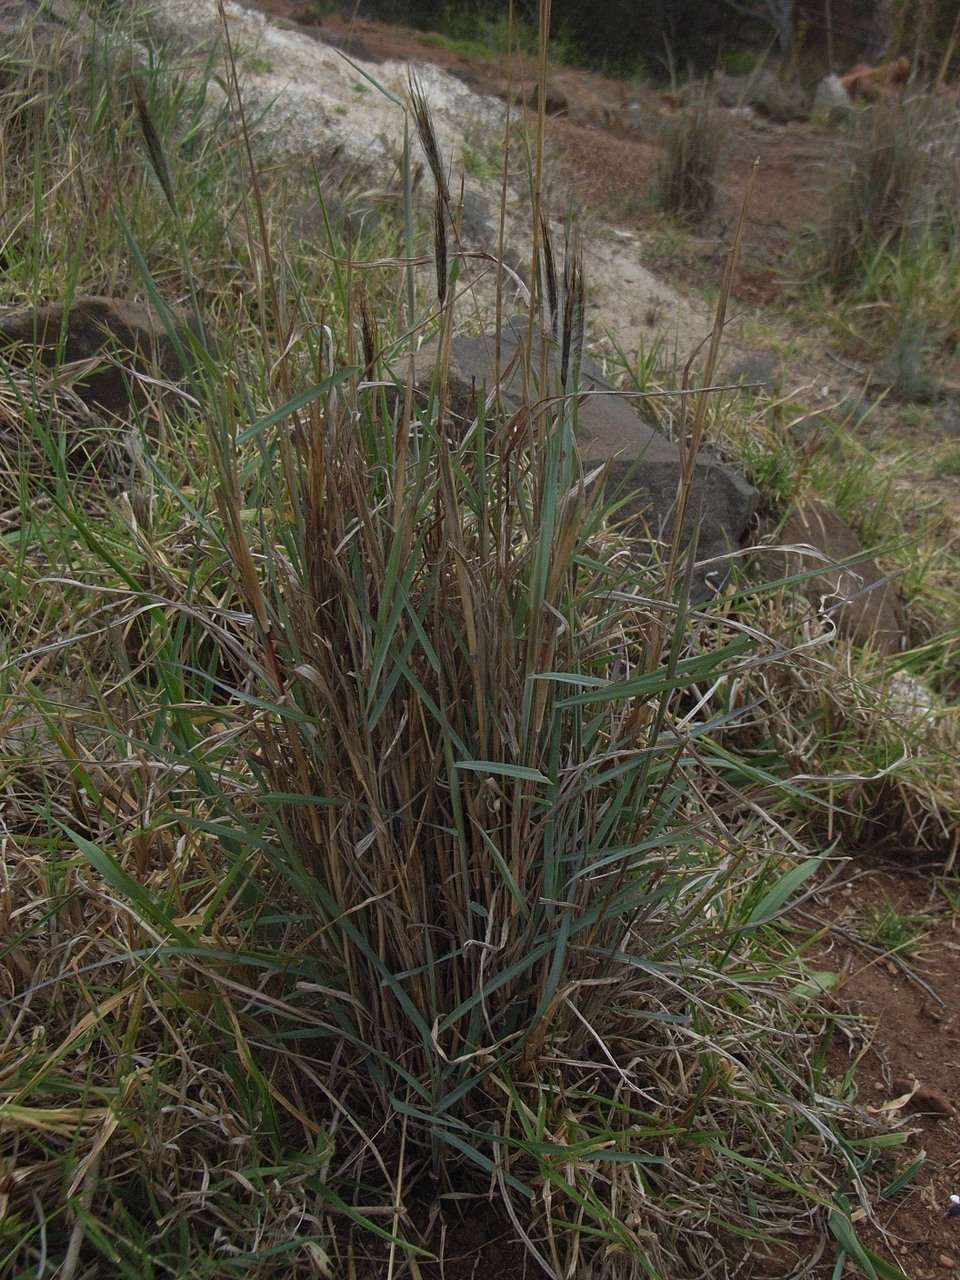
xmin=817 ymin=93 xmax=960 ymax=388
xmin=823 ymin=96 xmax=959 ymax=284
xmin=656 ymin=100 xmax=721 ymax=221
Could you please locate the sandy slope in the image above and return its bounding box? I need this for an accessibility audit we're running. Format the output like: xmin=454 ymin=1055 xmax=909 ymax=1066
xmin=142 ymin=0 xmax=716 ymax=362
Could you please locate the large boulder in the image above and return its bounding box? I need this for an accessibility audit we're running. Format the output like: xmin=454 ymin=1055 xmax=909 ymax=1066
xmin=288 ymin=190 xmax=382 ymax=246
xmin=459 ymin=189 xmax=497 ymax=247
xmin=0 ymin=0 xmax=81 ymax=34
xmin=811 ymin=74 xmax=853 ymax=124
xmin=0 ymin=296 xmax=203 ymax=416
xmin=404 ymin=318 xmax=758 ymax=591
xmin=765 ymin=499 xmax=905 ymax=653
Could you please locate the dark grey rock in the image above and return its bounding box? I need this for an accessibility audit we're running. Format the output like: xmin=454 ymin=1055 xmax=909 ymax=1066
xmin=403 ymin=317 xmax=758 ymax=592
xmin=0 ymin=295 xmax=204 ymax=416
xmin=459 ymin=189 xmax=495 ymax=247
xmin=724 ymin=349 xmax=781 ymax=393
xmin=762 ymin=499 xmax=904 ymax=653
xmin=588 ymin=454 xmax=758 ymax=594
xmin=0 ymin=0 xmax=87 ymax=76
xmin=0 ymin=0 xmax=79 ymax=32
xmin=711 ymin=68 xmax=809 ymax=123
xmin=290 ymin=191 xmax=380 ymax=246
xmin=936 ymin=400 xmax=960 ymax=438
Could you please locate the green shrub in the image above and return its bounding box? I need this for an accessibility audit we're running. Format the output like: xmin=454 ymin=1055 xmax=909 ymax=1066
xmin=720 ymin=48 xmax=759 ymax=76
xmin=936 ymin=446 xmax=960 ymax=477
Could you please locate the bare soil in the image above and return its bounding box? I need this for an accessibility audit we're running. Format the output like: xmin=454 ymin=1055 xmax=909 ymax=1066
xmin=813 ymin=864 xmax=960 ymax=1279
xmin=353 ymin=1200 xmax=532 ymax=1279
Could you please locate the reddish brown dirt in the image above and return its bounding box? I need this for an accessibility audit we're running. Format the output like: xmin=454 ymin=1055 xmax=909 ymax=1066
xmin=406 ymin=1205 xmax=531 ymax=1280
xmin=350 ymin=1198 xmax=531 ymax=1279
xmin=813 ymin=865 xmax=960 ymax=1280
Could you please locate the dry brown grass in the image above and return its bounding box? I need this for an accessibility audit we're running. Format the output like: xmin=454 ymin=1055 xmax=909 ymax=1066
xmin=656 ymin=99 xmax=721 ymax=222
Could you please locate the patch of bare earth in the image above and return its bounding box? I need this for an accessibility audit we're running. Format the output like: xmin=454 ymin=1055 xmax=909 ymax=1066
xmin=349 ymin=1200 xmax=532 ymax=1279
xmin=813 ymin=866 xmax=960 ymax=1279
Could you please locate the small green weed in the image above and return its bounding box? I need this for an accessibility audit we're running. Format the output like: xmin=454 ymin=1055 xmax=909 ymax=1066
xmin=934 ymin=876 xmax=960 ymax=914
xmin=461 ymin=129 xmax=500 ymax=179
xmin=720 ymin=49 xmax=759 ymax=76
xmin=899 ymin=404 xmax=934 ymax=431
xmin=935 ymin=446 xmax=960 ymax=477
xmin=241 ymin=53 xmax=274 ymax=75
xmin=858 ymin=899 xmax=931 ymax=958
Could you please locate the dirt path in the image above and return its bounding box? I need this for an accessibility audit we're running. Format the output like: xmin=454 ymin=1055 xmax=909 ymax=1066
xmin=152 ymin=0 xmax=731 ymax=361
xmin=226 ymin=5 xmax=918 ymax=421
xmin=229 ymin=2 xmax=960 ymax=544
xmin=231 ymin=2 xmax=840 ymax=333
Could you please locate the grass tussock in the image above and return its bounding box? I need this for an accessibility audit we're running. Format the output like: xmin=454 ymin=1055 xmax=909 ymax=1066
xmin=656 ymin=100 xmax=721 ymax=222
xmin=816 ymin=93 xmax=960 ymax=385
xmin=0 ymin=10 xmax=948 ymax=1280
xmin=822 ymin=96 xmax=958 ymax=284
xmin=729 ymin=597 xmax=960 ymax=856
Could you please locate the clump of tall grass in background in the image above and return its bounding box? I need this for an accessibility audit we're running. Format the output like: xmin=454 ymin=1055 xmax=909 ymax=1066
xmin=818 ymin=93 xmax=960 ymax=391
xmin=656 ymin=98 xmax=721 ymax=221
xmin=827 ymin=95 xmax=960 ymax=277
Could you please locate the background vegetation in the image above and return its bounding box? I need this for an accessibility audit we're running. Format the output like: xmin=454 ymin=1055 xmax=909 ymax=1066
xmin=318 ymin=0 xmax=960 ymax=79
